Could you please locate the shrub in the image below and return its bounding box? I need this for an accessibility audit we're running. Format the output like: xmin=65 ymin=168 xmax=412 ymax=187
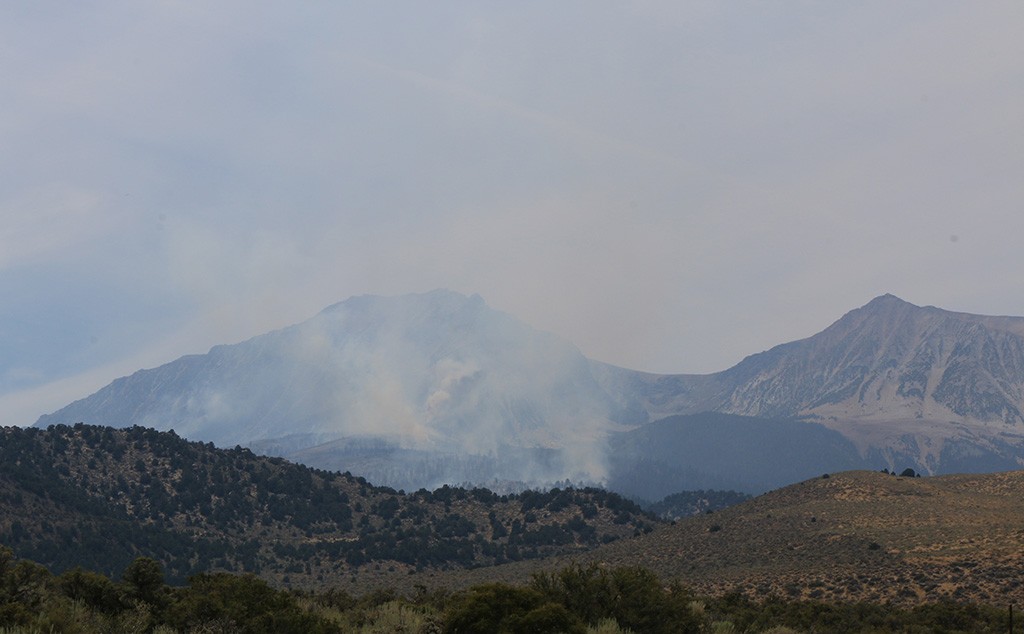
xmin=530 ymin=564 xmax=701 ymax=634
xmin=443 ymin=584 xmax=553 ymax=633
xmin=165 ymin=573 xmax=337 ymax=634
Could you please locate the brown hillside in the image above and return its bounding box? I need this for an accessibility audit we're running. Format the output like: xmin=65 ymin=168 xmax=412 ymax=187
xmin=416 ymin=470 xmax=1024 ymax=606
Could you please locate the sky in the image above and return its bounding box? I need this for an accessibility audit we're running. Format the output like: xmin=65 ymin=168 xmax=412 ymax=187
xmin=1 ymin=2 xmax=1023 ymax=428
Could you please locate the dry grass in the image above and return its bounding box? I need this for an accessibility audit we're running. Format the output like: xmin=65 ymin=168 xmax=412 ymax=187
xmin=406 ymin=470 xmax=1024 ymax=607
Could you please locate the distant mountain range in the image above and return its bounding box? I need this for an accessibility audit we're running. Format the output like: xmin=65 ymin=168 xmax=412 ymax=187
xmin=597 ymin=293 xmax=1024 ymax=427
xmin=37 ymin=291 xmax=1024 ymax=494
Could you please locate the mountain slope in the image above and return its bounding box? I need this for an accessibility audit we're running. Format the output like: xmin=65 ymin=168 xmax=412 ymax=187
xmin=583 ymin=469 xmax=1024 ymax=606
xmin=35 ymin=292 xmax=1024 ymax=491
xmin=37 ymin=291 xmax=629 ymax=487
xmin=606 ymin=413 xmax=871 ymax=496
xmin=718 ymin=294 xmax=1024 ymax=423
xmin=595 ymin=295 xmax=1024 ymax=472
xmin=598 ymin=295 xmax=1024 ymax=423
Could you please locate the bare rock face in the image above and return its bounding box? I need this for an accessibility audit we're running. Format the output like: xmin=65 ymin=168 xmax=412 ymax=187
xmin=718 ymin=294 xmax=1024 ymax=425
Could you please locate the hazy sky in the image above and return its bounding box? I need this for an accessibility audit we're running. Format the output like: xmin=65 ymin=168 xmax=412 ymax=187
xmin=2 ymin=2 xmax=1023 ymax=427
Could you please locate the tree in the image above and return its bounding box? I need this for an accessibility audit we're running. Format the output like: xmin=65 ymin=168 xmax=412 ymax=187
xmin=122 ymin=557 xmax=165 ymax=607
xmin=59 ymin=567 xmax=123 ymax=614
xmin=166 ymin=573 xmax=336 ymax=633
xmin=444 ymin=583 xmax=585 ymax=634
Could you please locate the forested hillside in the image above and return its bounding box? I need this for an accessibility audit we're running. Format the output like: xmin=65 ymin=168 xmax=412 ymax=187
xmin=0 ymin=424 xmax=654 ymax=588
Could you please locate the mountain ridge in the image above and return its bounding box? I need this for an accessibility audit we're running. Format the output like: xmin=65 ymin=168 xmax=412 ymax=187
xmin=36 ymin=291 xmax=1024 ymax=491
xmin=593 ymin=293 xmax=1024 ymax=473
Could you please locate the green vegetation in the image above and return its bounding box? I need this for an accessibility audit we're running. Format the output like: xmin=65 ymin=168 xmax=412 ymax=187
xmin=0 ymin=548 xmax=1017 ymax=633
xmin=0 ymin=424 xmax=654 ymax=588
xmin=0 ymin=546 xmax=335 ymax=633
xmin=4 ymin=424 xmax=1024 ymax=631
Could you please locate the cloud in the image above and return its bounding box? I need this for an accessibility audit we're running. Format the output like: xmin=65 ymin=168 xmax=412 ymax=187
xmin=0 ymin=356 xmax=144 ymax=429
xmin=1 ymin=1 xmax=1023 ymax=429
xmin=162 ymin=219 xmax=316 ymax=340
xmin=0 ymin=185 xmax=111 ymax=270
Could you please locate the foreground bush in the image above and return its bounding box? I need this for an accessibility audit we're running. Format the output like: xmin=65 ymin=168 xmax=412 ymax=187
xmin=444 ymin=583 xmax=586 ymax=633
xmin=0 ymin=546 xmax=1018 ymax=633
xmin=530 ymin=564 xmax=702 ymax=633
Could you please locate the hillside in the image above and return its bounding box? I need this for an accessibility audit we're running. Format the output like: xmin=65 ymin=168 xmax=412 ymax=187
xmin=441 ymin=469 xmax=1024 ymax=607
xmin=0 ymin=424 xmax=654 ymax=590
xmin=5 ymin=426 xmax=1024 ymax=614
xmin=619 ymin=469 xmax=1024 ymax=606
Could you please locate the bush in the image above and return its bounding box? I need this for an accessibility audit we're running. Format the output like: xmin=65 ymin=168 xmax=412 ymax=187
xmin=165 ymin=573 xmax=338 ymax=634
xmin=530 ymin=564 xmax=701 ymax=634
xmin=59 ymin=568 xmax=124 ymax=614
xmin=444 ymin=584 xmax=549 ymax=633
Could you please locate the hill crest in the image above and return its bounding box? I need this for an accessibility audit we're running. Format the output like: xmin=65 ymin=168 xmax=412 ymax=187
xmin=439 ymin=468 xmax=1024 ymax=607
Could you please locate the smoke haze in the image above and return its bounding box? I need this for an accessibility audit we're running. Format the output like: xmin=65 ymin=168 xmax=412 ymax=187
xmin=2 ymin=3 xmax=1024 ymax=429
xmin=39 ymin=291 xmax=618 ymax=487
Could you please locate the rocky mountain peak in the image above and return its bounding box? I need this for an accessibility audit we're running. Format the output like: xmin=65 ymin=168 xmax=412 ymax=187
xmin=713 ymin=295 xmax=1024 ymax=438
xmin=864 ymin=293 xmax=913 ymax=308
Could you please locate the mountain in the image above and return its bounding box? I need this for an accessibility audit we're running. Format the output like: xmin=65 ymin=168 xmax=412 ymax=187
xmin=594 ymin=294 xmax=1024 ymax=475
xmin=38 ymin=290 xmax=630 ymax=489
xmin=36 ymin=291 xmax=1024 ymax=493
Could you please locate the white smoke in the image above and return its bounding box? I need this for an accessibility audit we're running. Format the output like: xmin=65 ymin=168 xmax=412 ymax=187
xmin=425 ymin=358 xmax=481 ymax=416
